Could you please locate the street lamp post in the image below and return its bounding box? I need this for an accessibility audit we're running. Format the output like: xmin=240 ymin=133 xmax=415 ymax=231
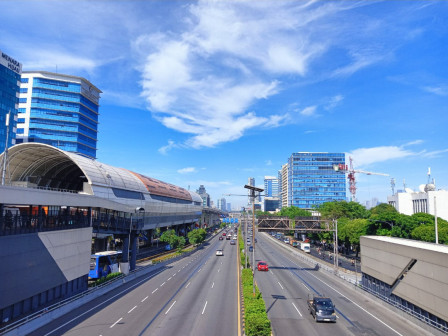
xmin=244 ymin=185 xmax=264 ymax=296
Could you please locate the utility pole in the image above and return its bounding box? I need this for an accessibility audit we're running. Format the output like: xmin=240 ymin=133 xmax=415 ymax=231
xmin=244 ymin=185 xmax=264 ymax=296
xmin=1 ymin=110 xmax=11 ymax=186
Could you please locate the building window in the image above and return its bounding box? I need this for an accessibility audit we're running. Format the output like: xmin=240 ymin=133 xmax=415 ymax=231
xmin=16 ymin=128 xmax=24 ymax=134
xmin=20 ymin=88 xmax=28 ymax=93
xmin=18 ymin=108 xmax=26 ymax=113
xmin=17 ymin=118 xmax=25 ymax=123
xmin=19 ymin=98 xmax=27 ymax=103
xmin=21 ymin=78 xmax=29 ymax=83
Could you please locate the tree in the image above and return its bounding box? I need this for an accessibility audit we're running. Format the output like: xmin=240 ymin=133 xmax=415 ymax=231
xmin=318 ymin=201 xmax=368 ymax=220
xmin=339 ymin=218 xmax=369 ymax=257
xmin=160 ymin=229 xmax=185 ymax=250
xmin=277 ymin=206 xmax=312 ymax=219
xmin=187 ymin=228 xmax=207 ymax=245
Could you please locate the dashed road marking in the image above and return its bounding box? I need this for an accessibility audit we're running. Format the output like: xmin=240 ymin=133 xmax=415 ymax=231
xmin=110 ymin=317 xmax=122 ymax=328
xmin=165 ymin=301 xmax=176 ymax=315
xmin=128 ymin=306 xmax=137 ymax=314
xmin=142 ymin=296 xmax=148 ymax=302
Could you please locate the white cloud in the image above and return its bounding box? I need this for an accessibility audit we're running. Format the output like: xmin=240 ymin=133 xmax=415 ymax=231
xmin=300 ymin=106 xmax=317 ymax=116
xmin=177 ymin=167 xmax=197 ymax=174
xmin=137 ymin=1 xmax=385 ymax=149
xmin=325 ymin=95 xmax=344 ymax=110
xmin=158 ymin=140 xmax=177 ymax=155
xmin=422 ymin=86 xmax=448 ymax=96
xmin=265 ymin=160 xmax=272 ymax=166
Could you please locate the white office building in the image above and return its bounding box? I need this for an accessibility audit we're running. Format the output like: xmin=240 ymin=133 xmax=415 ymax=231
xmin=387 ymin=184 xmax=448 ymax=221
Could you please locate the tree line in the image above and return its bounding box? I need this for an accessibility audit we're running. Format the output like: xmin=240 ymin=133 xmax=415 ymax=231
xmin=256 ymin=201 xmax=448 ymax=254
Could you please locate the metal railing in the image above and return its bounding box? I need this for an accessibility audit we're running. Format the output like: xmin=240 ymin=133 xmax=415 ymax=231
xmin=358 ymin=284 xmax=448 ymax=334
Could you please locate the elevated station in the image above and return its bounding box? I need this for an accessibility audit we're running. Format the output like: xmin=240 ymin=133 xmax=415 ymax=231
xmin=0 ymin=143 xmax=209 ymax=324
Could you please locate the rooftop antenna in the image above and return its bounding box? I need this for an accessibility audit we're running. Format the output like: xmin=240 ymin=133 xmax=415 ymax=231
xmin=391 ymin=178 xmax=396 ymax=195
xmin=403 ymin=179 xmax=407 ymax=190
xmin=427 ymin=167 xmax=431 ymax=184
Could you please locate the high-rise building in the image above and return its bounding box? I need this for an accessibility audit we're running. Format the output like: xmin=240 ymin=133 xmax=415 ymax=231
xmin=286 ymin=152 xmax=346 ymax=209
xmin=0 ymin=50 xmax=22 ymax=153
xmin=17 ymin=71 xmax=101 ymax=159
xmin=280 ymin=163 xmax=288 ymax=208
xmin=217 ymin=197 xmax=227 ymax=211
xmin=226 ymin=203 xmax=231 ymax=212
xmin=264 ymin=176 xmax=279 ymax=197
xmin=196 ymin=185 xmax=210 ymax=207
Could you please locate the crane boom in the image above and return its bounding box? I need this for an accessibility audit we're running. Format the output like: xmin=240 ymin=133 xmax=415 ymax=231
xmin=333 ymin=156 xmax=389 ymax=201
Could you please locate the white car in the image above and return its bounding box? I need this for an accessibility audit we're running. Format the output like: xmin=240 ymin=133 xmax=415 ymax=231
xmin=216 ymin=249 xmax=224 ymax=256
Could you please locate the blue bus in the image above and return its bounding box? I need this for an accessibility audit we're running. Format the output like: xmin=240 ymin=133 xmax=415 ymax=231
xmin=89 ymin=251 xmax=122 ymax=279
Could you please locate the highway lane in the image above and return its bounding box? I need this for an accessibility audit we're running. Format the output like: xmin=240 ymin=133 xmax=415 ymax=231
xmin=255 ymin=232 xmax=434 ymax=336
xmin=29 ymin=231 xmax=238 ymax=336
xmin=147 ymin=237 xmax=238 ymax=336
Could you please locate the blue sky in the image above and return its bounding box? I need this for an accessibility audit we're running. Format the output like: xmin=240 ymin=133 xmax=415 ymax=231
xmin=1 ymin=1 xmax=447 ymax=209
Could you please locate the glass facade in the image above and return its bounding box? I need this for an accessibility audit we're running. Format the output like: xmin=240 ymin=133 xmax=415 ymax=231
xmin=264 ymin=176 xmax=279 ymax=197
xmin=0 ymin=50 xmax=21 ymax=153
xmin=17 ymin=72 xmax=101 ymax=159
xmin=287 ymin=152 xmax=346 ymax=209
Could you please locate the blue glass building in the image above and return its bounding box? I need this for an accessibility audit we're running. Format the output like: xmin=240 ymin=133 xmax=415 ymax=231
xmin=287 ymin=152 xmax=346 ymax=209
xmin=0 ymin=50 xmax=21 ymax=153
xmin=264 ymin=176 xmax=279 ymax=197
xmin=17 ymin=71 xmax=101 ymax=159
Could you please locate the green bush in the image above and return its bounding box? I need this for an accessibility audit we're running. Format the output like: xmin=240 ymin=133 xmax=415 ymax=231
xmin=90 ymin=272 xmax=122 ymax=287
xmin=241 ymin=269 xmax=271 ymax=336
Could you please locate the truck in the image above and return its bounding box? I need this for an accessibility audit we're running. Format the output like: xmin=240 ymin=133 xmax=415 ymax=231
xmin=307 ymin=294 xmax=337 ymax=322
xmin=300 ymin=242 xmax=311 ymax=253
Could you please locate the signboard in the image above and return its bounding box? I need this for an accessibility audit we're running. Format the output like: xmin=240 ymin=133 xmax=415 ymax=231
xmin=0 ymin=50 xmax=22 ymax=75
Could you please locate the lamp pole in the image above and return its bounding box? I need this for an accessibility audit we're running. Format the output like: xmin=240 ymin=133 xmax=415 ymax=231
xmin=244 ymin=185 xmax=264 ymax=296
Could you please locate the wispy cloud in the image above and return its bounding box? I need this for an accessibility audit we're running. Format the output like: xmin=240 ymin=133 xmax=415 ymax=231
xmin=177 ymin=167 xmax=197 ymax=174
xmin=137 ymin=1 xmax=393 ymax=149
xmin=300 ymin=106 xmax=317 ymax=116
xmin=422 ymin=86 xmax=448 ymax=96
xmin=325 ymin=95 xmax=344 ymax=110
xmin=158 ymin=140 xmax=178 ymax=155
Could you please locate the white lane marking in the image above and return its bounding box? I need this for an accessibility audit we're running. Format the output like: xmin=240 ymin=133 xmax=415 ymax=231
xmin=291 ymin=302 xmax=302 ymax=317
xmin=221 ymin=262 xmax=223 ymax=265
xmin=165 ymin=301 xmax=176 ymax=315
xmin=152 ymin=288 xmax=158 ymax=294
xmin=141 ymin=296 xmax=148 ymax=302
xmin=277 ymin=281 xmax=284 ymax=290
xmin=168 ymin=277 xmax=172 ymax=281
xmin=198 ymin=268 xmax=202 ymax=273
xmin=161 ymin=282 xmax=166 ymax=287
xmin=302 ymin=283 xmax=309 ymax=291
xmin=128 ymin=306 xmax=137 ymax=314
xmin=178 ymin=270 xmax=181 ymax=273
xmin=211 ymin=282 xmax=215 ymax=288
xmin=43 ymin=268 xmax=166 ymax=336
xmin=185 ymin=282 xmax=191 ymax=288
xmin=202 ymin=301 xmax=208 ymax=315
xmin=270 ymin=270 xmax=273 ymax=274
xmin=110 ymin=317 xmax=122 ymax=328
xmin=173 ymin=273 xmax=176 ymax=277
xmin=284 ymin=251 xmax=404 ymax=336
xmin=218 ymin=269 xmax=220 ymax=273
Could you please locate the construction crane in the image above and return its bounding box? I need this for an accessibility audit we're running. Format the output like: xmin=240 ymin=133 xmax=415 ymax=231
xmin=333 ymin=156 xmax=389 ymax=202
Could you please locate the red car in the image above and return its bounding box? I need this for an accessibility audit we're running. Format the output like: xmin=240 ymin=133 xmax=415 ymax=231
xmin=257 ymin=261 xmax=269 ymax=271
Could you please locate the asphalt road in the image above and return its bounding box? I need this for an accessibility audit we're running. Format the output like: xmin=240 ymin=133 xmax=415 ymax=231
xmin=29 ymin=232 xmax=238 ymax=336
xmin=254 ymin=232 xmax=434 ymax=336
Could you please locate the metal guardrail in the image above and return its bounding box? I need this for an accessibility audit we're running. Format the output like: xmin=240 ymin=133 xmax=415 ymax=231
xmin=358 ymin=285 xmax=448 ymax=334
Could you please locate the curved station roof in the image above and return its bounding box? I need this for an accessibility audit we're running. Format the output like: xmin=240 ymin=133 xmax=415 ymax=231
xmin=1 ymin=143 xmax=200 ymax=203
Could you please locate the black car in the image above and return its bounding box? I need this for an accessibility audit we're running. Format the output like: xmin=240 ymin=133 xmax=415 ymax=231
xmin=219 ymin=236 xmax=223 ymax=240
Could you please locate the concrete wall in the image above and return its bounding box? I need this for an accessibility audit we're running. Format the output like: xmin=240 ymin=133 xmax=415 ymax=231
xmin=0 ymin=227 xmax=92 ymax=309
xmin=360 ymin=236 xmax=448 ymax=322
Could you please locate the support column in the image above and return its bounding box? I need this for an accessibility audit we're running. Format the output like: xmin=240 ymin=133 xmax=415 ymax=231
xmin=130 ymin=232 xmax=138 ymax=271
xmin=120 ymin=234 xmax=130 ymax=274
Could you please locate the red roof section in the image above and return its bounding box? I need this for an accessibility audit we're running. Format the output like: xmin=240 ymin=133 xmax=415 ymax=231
xmin=128 ymin=170 xmax=192 ymax=201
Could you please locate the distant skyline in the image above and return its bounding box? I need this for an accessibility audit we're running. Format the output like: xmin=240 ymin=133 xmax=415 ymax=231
xmin=1 ymin=1 xmax=447 ymax=209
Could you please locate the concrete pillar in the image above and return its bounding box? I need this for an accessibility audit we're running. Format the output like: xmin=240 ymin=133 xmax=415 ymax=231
xmin=130 ymin=232 xmax=138 ymax=271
